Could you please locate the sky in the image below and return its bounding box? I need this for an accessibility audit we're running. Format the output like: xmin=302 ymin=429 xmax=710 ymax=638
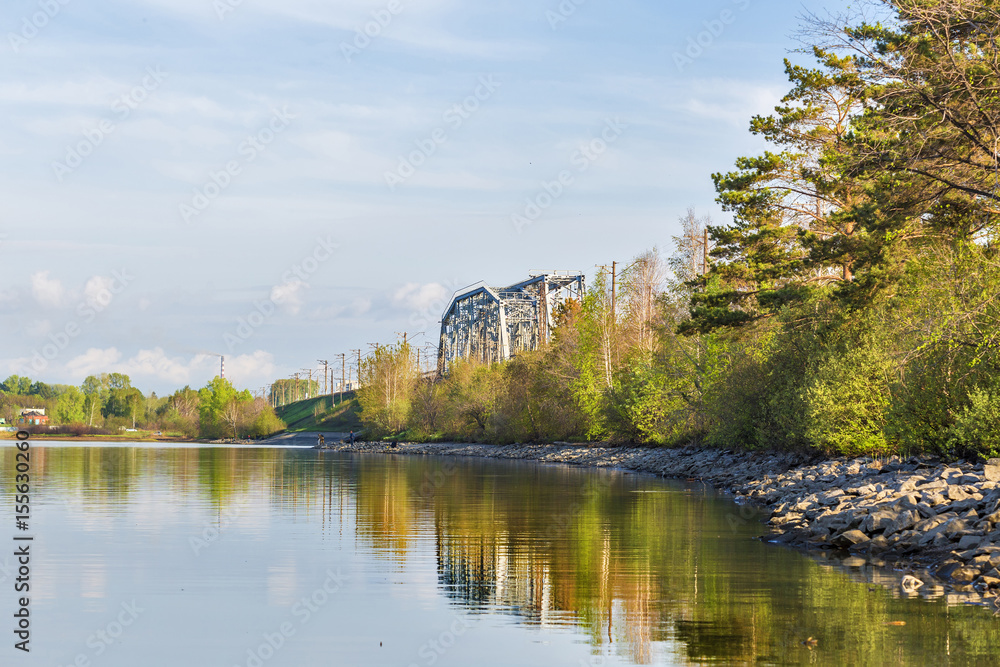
xmin=0 ymin=0 xmax=851 ymax=395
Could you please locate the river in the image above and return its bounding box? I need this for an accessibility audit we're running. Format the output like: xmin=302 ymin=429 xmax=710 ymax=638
xmin=1 ymin=443 xmax=998 ymax=666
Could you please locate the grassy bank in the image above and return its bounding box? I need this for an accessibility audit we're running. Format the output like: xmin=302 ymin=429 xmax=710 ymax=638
xmin=274 ymin=392 xmax=363 ymax=433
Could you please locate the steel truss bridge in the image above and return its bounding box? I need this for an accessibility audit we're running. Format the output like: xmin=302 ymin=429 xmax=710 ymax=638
xmin=437 ymin=271 xmax=586 ymax=373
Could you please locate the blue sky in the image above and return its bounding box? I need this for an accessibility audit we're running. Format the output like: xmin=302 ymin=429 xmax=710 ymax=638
xmin=0 ymin=0 xmax=849 ymax=394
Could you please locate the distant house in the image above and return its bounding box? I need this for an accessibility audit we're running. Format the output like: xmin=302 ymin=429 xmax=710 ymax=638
xmin=17 ymin=409 xmax=49 ymax=427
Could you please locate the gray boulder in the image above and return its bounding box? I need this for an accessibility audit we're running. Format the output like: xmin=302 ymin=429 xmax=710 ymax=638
xmin=885 ymin=509 xmax=921 ymax=537
xmin=834 ymin=529 xmax=871 ymax=547
xmin=985 ymin=458 xmax=1000 ymax=482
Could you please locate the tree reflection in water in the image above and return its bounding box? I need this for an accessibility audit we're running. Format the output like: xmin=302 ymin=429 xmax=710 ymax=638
xmin=7 ymin=445 xmax=1000 ymax=665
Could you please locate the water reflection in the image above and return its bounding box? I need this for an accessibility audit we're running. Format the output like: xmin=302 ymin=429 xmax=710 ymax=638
xmin=3 ymin=445 xmax=1000 ymax=665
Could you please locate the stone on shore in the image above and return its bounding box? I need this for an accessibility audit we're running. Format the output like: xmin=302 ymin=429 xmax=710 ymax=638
xmin=884 ymin=510 xmax=921 ymax=537
xmin=835 ymin=529 xmax=870 ymax=547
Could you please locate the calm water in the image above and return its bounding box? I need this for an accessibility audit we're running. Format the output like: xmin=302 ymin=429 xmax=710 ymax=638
xmin=1 ymin=444 xmax=999 ymax=666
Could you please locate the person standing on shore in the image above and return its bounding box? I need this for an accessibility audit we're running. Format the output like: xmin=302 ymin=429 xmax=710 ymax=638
xmin=349 ymin=431 xmax=355 ymax=444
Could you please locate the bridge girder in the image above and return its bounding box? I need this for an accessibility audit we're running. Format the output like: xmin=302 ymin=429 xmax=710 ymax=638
xmin=437 ymin=271 xmax=586 ymax=374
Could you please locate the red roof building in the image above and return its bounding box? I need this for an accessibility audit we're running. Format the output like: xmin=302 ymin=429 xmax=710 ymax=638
xmin=17 ymin=409 xmax=49 ymax=426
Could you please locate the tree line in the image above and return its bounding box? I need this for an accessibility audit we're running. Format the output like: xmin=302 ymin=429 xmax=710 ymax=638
xmin=357 ymin=0 xmax=1000 ymax=459
xmin=2 ymin=373 xmax=284 ymax=439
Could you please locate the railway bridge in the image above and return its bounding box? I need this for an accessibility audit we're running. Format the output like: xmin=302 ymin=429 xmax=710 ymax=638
xmin=437 ymin=271 xmax=585 ymax=373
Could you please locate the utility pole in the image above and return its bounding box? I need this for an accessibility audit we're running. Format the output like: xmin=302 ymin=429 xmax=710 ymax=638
xmin=293 ymin=373 xmax=300 ymax=402
xmin=611 ymin=260 xmax=616 ymax=318
xmin=300 ymin=369 xmax=315 ymax=399
xmin=540 ymin=277 xmax=549 ymax=345
xmin=318 ymin=359 xmax=329 ymax=397
xmin=596 ymin=261 xmax=618 ymax=317
xmin=336 ymin=353 xmax=346 ymax=405
xmin=353 ymin=349 xmax=362 ymax=390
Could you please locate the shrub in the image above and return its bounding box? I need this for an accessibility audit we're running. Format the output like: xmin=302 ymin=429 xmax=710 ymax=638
xmin=947 ymin=387 xmax=1000 ymax=459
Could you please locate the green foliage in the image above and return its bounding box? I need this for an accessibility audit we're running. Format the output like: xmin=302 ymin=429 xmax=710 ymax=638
xmin=81 ymin=375 xmax=110 ymax=426
xmin=357 ymin=341 xmax=418 ymax=438
xmin=948 ymin=387 xmax=1000 ymax=459
xmin=1 ymin=376 xmax=58 ymax=401
xmin=800 ymin=339 xmax=892 ymax=457
xmin=103 ymin=386 xmax=143 ymax=423
xmin=488 ymin=351 xmax=585 ymax=444
xmin=570 ymin=275 xmax=617 ymax=440
xmin=437 ymin=359 xmax=502 ymax=440
xmin=2 ymin=375 xmax=33 ymax=395
xmin=700 ymin=330 xmax=778 ymax=450
xmin=605 ymin=354 xmax=690 ymax=445
xmin=154 ymin=386 xmax=200 ymax=436
xmin=29 ymin=381 xmax=55 ymax=399
xmin=54 ymin=387 xmax=86 ymax=424
xmin=198 ymin=377 xmax=253 ymax=439
xmin=244 ymin=409 xmax=287 ymax=439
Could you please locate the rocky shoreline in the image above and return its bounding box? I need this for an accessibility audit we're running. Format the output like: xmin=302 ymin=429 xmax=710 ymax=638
xmin=311 ymin=439 xmax=1000 ymax=611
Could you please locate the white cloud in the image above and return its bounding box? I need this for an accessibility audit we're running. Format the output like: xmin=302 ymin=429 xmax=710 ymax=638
xmin=351 ymin=297 xmax=372 ymax=316
xmin=270 ymin=279 xmax=308 ymax=315
xmin=124 ymin=118 xmax=234 ymax=151
xmin=61 ymin=347 xmax=277 ymax=390
xmin=65 ymin=347 xmax=123 ymax=378
xmin=131 ymin=0 xmax=457 ymax=32
xmin=392 ymin=282 xmax=449 ymax=312
xmin=145 ymin=93 xmax=236 ymax=122
xmin=24 ymin=320 xmax=51 ymax=337
xmin=288 ymin=130 xmax=353 ymax=160
xmin=223 ymin=351 xmax=278 ymax=386
xmin=0 ymin=77 xmax=124 ymax=108
xmin=120 ymin=347 xmax=200 ymax=385
xmin=681 ymin=80 xmax=784 ymax=127
xmin=83 ymin=275 xmax=115 ymax=310
xmin=30 ymin=271 xmax=66 ymax=308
